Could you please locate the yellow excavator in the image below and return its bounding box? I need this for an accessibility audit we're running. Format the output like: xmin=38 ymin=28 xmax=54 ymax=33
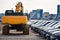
xmin=2 ymin=2 xmax=29 ymax=35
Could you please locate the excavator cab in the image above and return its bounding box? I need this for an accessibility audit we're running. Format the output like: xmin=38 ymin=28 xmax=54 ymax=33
xmin=5 ymin=10 xmax=23 ymax=16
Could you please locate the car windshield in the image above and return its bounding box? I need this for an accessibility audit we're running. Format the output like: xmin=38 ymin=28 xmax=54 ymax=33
xmin=50 ymin=22 xmax=58 ymax=27
xmin=52 ymin=22 xmax=60 ymax=28
xmin=43 ymin=22 xmax=50 ymax=26
xmin=35 ymin=21 xmax=50 ymax=27
xmin=36 ymin=22 xmax=44 ymax=25
xmin=41 ymin=21 xmax=50 ymax=25
xmin=31 ymin=20 xmax=39 ymax=23
xmin=46 ymin=22 xmax=58 ymax=27
xmin=31 ymin=21 xmax=37 ymax=24
xmin=54 ymin=24 xmax=60 ymax=28
xmin=45 ymin=21 xmax=54 ymax=27
xmin=55 ymin=32 xmax=60 ymax=36
xmin=35 ymin=20 xmax=44 ymax=25
xmin=34 ymin=21 xmax=46 ymax=26
xmin=37 ymin=20 xmax=48 ymax=25
xmin=32 ymin=21 xmax=43 ymax=26
xmin=33 ymin=21 xmax=39 ymax=24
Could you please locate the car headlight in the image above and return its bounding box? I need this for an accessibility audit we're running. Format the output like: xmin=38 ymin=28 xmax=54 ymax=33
xmin=55 ymin=39 xmax=58 ymax=40
xmin=46 ymin=30 xmax=49 ymax=32
xmin=46 ymin=34 xmax=49 ymax=36
xmin=54 ymin=33 xmax=58 ymax=36
xmin=42 ymin=31 xmax=45 ymax=34
xmin=50 ymin=36 xmax=56 ymax=39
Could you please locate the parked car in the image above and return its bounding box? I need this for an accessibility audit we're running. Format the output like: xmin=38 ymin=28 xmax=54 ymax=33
xmin=38 ymin=21 xmax=59 ymax=37
xmin=45 ymin=28 xmax=60 ymax=40
xmin=38 ymin=21 xmax=55 ymax=34
xmin=33 ymin=21 xmax=50 ymax=32
xmin=40 ymin=22 xmax=60 ymax=38
xmin=33 ymin=20 xmax=55 ymax=33
xmin=31 ymin=20 xmax=46 ymax=31
xmin=30 ymin=20 xmax=39 ymax=27
xmin=50 ymin=31 xmax=60 ymax=40
xmin=46 ymin=30 xmax=60 ymax=40
xmin=31 ymin=20 xmax=43 ymax=27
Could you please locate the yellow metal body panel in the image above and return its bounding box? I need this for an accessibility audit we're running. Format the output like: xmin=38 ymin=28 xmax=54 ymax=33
xmin=2 ymin=16 xmax=27 ymax=24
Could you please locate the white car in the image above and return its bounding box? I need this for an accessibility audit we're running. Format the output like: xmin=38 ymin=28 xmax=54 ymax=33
xmin=46 ymin=30 xmax=60 ymax=40
xmin=31 ymin=20 xmax=43 ymax=27
xmin=34 ymin=21 xmax=50 ymax=27
xmin=43 ymin=22 xmax=60 ymax=31
xmin=45 ymin=28 xmax=60 ymax=37
xmin=38 ymin=20 xmax=55 ymax=29
xmin=31 ymin=20 xmax=48 ymax=27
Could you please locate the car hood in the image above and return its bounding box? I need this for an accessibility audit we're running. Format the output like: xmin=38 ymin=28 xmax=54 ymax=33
xmin=38 ymin=26 xmax=46 ymax=29
xmin=52 ymin=31 xmax=60 ymax=34
xmin=48 ymin=29 xmax=60 ymax=32
xmin=43 ymin=27 xmax=53 ymax=31
xmin=31 ymin=24 xmax=37 ymax=26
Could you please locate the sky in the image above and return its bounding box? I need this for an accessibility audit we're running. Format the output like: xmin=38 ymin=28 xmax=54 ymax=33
xmin=0 ymin=0 xmax=60 ymax=14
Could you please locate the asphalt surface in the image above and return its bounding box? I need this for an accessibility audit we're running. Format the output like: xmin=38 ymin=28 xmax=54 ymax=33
xmin=0 ymin=28 xmax=45 ymax=40
xmin=0 ymin=22 xmax=46 ymax=40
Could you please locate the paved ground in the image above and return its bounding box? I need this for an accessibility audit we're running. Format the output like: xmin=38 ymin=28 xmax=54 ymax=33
xmin=0 ymin=22 xmax=45 ymax=40
xmin=0 ymin=28 xmax=45 ymax=40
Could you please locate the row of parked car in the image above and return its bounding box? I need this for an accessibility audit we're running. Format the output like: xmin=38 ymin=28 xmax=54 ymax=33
xmin=29 ymin=20 xmax=60 ymax=40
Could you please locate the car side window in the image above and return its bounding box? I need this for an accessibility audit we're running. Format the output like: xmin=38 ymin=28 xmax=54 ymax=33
xmin=43 ymin=22 xmax=50 ymax=26
xmin=55 ymin=26 xmax=60 ymax=28
xmin=58 ymin=26 xmax=60 ymax=28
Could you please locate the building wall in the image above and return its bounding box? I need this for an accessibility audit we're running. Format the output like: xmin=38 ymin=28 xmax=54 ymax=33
xmin=57 ymin=5 xmax=60 ymax=15
xmin=30 ymin=10 xmax=37 ymax=19
xmin=36 ymin=9 xmax=43 ymax=19
xmin=0 ymin=13 xmax=5 ymax=19
xmin=56 ymin=5 xmax=60 ymax=20
xmin=43 ymin=12 xmax=49 ymax=20
xmin=29 ymin=9 xmax=43 ymax=19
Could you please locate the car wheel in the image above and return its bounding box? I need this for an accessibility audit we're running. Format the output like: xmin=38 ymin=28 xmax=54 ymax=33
xmin=46 ymin=36 xmax=50 ymax=40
